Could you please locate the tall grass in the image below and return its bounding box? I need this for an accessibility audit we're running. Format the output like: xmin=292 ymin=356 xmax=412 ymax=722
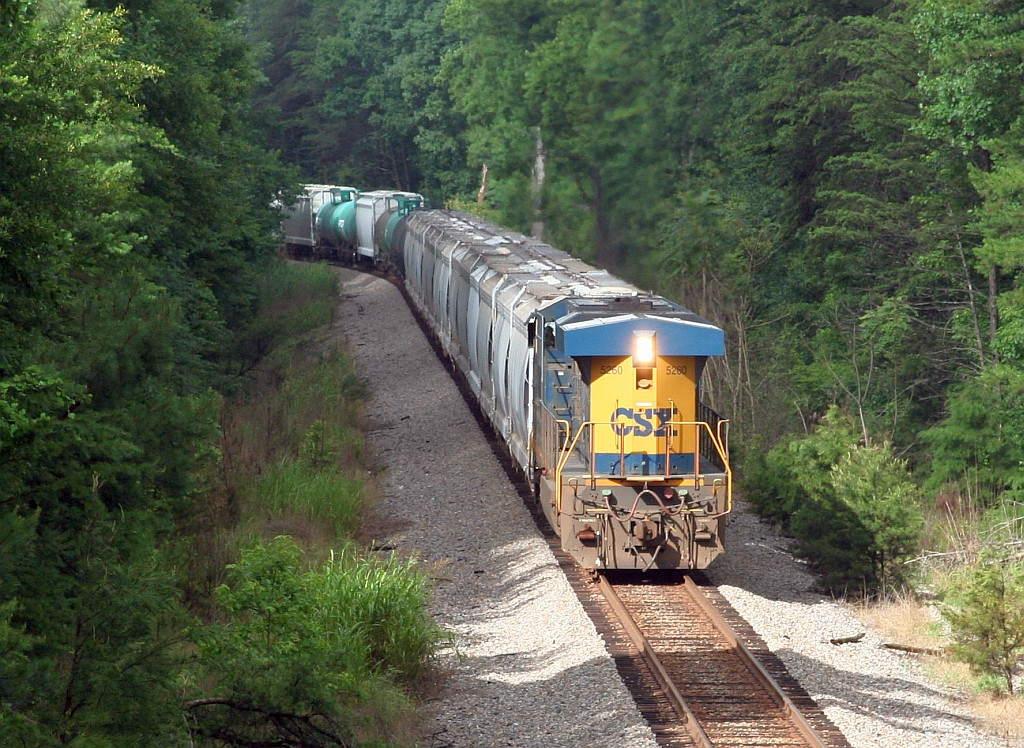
xmin=251 ymin=458 xmax=365 ymax=539
xmin=231 ymin=262 xmax=339 ymax=374
xmin=183 ymin=261 xmax=445 ymax=745
xmin=224 ymin=350 xmax=367 ymax=475
xmin=190 ymin=262 xmax=367 ymax=599
xmin=310 ymin=546 xmax=449 ymax=682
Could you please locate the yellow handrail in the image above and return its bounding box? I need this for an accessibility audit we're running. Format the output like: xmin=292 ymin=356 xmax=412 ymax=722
xmin=552 ymin=419 xmax=732 ymax=518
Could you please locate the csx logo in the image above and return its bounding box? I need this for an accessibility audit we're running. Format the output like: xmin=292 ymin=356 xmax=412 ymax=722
xmin=611 ymin=407 xmax=679 ymax=437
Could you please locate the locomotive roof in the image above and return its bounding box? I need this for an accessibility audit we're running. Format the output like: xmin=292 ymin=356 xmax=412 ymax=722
xmin=545 ymin=296 xmax=724 ymax=357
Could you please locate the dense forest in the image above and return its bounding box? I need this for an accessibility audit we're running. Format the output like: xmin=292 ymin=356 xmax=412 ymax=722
xmin=244 ymin=0 xmax=1024 ymax=458
xmin=244 ymin=0 xmax=1024 ymax=590
xmin=1 ymin=0 xmax=440 ymax=743
xmin=6 ymin=0 xmax=1024 ymax=742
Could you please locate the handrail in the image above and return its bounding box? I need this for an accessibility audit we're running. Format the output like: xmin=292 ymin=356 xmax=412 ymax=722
xmin=537 ymin=402 xmax=571 ymax=474
xmin=552 ymin=418 xmax=732 ymax=518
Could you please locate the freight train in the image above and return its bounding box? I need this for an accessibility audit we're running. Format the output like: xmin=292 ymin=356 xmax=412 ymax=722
xmin=282 ymin=184 xmax=732 ymax=571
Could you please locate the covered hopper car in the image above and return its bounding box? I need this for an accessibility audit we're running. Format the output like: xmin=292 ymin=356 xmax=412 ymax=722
xmin=282 ymin=184 xmax=732 ymax=571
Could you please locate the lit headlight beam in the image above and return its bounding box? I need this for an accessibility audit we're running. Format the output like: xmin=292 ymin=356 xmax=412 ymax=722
xmin=634 ymin=332 xmax=655 ymax=365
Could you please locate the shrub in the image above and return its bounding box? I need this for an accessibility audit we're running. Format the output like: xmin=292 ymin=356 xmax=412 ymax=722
xmin=943 ymin=553 xmax=1024 ymax=695
xmin=740 ymin=447 xmax=806 ymax=527
xmin=187 ymin=536 xmax=446 ymax=745
xmin=744 ymin=407 xmax=923 ymax=593
xmin=791 ymin=441 xmax=923 ymax=592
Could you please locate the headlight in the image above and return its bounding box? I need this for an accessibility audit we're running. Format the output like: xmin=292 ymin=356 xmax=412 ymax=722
xmin=634 ymin=332 xmax=655 ymax=366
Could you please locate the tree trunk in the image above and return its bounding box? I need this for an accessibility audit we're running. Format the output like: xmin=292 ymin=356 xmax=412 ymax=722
xmin=952 ymin=215 xmax=987 ymax=369
xmin=530 ymin=130 xmax=546 ymax=240
xmin=977 ymin=148 xmax=999 ymax=359
xmin=477 ymin=163 xmax=489 ymax=204
xmin=989 ymin=264 xmax=999 ymax=355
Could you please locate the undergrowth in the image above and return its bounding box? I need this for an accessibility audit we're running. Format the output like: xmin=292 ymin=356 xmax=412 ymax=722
xmin=182 ymin=261 xmax=443 ymax=747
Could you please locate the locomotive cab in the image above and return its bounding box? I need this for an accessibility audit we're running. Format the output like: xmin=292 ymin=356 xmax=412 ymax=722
xmin=532 ymin=294 xmax=731 ymax=571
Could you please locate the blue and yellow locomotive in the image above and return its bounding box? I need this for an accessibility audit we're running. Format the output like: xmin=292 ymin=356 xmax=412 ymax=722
xmin=282 ymin=185 xmax=731 ymax=571
xmin=533 ymin=294 xmax=731 ymax=571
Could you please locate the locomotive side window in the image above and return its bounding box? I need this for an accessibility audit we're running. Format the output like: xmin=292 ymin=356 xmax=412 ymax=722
xmin=544 ymin=322 xmax=556 ymax=349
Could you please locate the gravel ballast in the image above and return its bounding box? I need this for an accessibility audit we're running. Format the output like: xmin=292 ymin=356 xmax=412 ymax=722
xmin=332 ymin=267 xmax=1004 ymax=748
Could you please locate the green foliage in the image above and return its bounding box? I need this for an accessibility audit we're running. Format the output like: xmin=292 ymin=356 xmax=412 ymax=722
xmin=0 ymin=0 xmax=300 ymax=741
xmin=924 ymin=364 xmax=1024 ymax=506
xmin=0 ymin=1 xmax=161 ymax=370
xmin=0 ymin=512 xmax=191 ymax=745
xmin=230 ymin=260 xmax=339 ymax=374
xmin=969 ymin=127 xmax=1024 ymax=277
xmin=441 ymin=0 xmax=553 ymax=177
xmin=993 ymin=298 xmax=1024 ymax=365
xmin=792 ymin=438 xmax=923 ymax=592
xmin=311 ymin=546 xmax=444 ymax=682
xmin=257 ymin=347 xmax=367 ymax=468
xmin=187 ymin=536 xmax=444 ymax=745
xmin=298 ymin=416 xmax=364 ymax=471
xmin=943 ymin=552 xmax=1024 ymax=695
xmin=443 ymin=0 xmax=686 ymax=264
xmin=743 ymin=407 xmax=922 ymax=592
xmin=741 ymin=447 xmax=809 ymax=527
xmin=253 ymin=458 xmax=365 ymax=539
xmin=85 ymin=0 xmax=291 ymax=333
xmin=244 ymin=0 xmax=472 ymax=196
xmin=914 ymin=0 xmax=1024 ymax=152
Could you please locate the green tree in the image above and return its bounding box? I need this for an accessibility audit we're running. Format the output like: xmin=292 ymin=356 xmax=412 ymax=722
xmin=914 ymin=0 xmax=1024 ymax=350
xmin=0 ymin=366 xmax=202 ymax=744
xmin=924 ymin=364 xmax=1024 ymax=506
xmin=442 ymin=0 xmax=555 ymax=226
xmin=944 ymin=554 xmax=1024 ymax=695
xmin=1 ymin=0 xmax=287 ymax=740
xmin=245 ymin=0 xmax=470 ymax=196
xmin=744 ymin=407 xmax=922 ymax=592
xmin=0 ymin=0 xmax=160 ymax=373
xmin=87 ymin=0 xmax=290 ymax=333
xmin=805 ymin=439 xmax=922 ymax=588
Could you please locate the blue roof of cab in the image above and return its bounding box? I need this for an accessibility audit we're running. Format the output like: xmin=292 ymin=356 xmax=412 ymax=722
xmin=541 ymin=296 xmax=725 ymax=357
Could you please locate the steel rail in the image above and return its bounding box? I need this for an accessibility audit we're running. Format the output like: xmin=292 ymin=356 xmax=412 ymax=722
xmin=680 ymin=576 xmax=828 ymax=747
xmin=596 ymin=575 xmax=713 ymax=748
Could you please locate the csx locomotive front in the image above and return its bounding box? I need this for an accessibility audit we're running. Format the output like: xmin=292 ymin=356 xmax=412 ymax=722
xmin=532 ymin=294 xmax=731 ymax=571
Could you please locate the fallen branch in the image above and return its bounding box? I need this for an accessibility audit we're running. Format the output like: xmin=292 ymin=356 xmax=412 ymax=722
xmin=882 ymin=642 xmax=946 ymax=656
xmin=829 ymin=632 xmax=865 ymax=645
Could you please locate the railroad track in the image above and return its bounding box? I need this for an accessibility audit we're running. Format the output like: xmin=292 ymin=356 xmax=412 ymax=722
xmin=589 ymin=569 xmax=851 ymax=741
xmin=517 ymin=462 xmax=850 ymax=746
xmin=584 ymin=573 xmax=850 ymax=748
